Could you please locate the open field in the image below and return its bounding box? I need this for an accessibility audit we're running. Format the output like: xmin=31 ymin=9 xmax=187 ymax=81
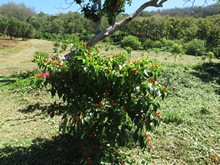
xmin=0 ymin=39 xmax=220 ymax=164
xmin=98 ymin=43 xmax=220 ymax=65
xmin=0 ymin=39 xmax=54 ymax=75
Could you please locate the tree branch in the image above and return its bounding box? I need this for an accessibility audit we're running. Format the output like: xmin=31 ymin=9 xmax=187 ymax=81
xmin=86 ymin=0 xmax=167 ymax=47
xmin=183 ymin=0 xmax=209 ymax=7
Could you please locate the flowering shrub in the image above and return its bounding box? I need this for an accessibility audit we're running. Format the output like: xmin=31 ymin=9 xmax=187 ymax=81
xmin=33 ymin=43 xmax=168 ymax=164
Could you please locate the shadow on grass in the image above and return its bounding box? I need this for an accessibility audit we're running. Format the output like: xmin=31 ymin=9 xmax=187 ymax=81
xmin=10 ymin=70 xmax=38 ymax=79
xmin=0 ymin=70 xmax=37 ymax=86
xmin=18 ymin=103 xmax=66 ymax=119
xmin=0 ymin=76 xmax=16 ymax=85
xmin=18 ymin=103 xmax=45 ymax=114
xmin=0 ymin=135 xmax=82 ymax=165
xmin=192 ymin=62 xmax=220 ymax=84
xmin=192 ymin=62 xmax=220 ymax=94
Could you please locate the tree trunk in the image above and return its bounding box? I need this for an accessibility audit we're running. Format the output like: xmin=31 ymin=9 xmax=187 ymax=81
xmin=94 ymin=0 xmax=102 ymax=34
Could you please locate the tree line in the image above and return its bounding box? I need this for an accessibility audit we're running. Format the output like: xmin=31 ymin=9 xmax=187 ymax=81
xmin=0 ymin=2 xmax=219 ymax=55
xmin=117 ymin=14 xmax=220 ymax=50
xmin=140 ymin=3 xmax=220 ymax=17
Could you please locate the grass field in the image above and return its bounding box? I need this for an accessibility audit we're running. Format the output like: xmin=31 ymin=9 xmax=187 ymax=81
xmin=0 ymin=39 xmax=54 ymax=75
xmin=0 ymin=39 xmax=219 ymax=164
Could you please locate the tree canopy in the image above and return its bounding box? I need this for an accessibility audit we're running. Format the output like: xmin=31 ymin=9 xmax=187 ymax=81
xmin=0 ymin=2 xmax=35 ymax=21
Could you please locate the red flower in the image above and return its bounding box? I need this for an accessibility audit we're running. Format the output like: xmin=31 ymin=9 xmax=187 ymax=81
xmin=130 ymin=68 xmax=137 ymax=73
xmin=111 ymin=99 xmax=115 ymax=104
xmin=75 ymin=116 xmax=81 ymax=121
xmin=93 ymin=103 xmax=99 ymax=108
xmin=146 ymin=137 xmax=152 ymax=147
xmin=44 ymin=72 xmax=50 ymax=78
xmin=37 ymin=72 xmax=50 ymax=78
xmin=144 ymin=132 xmax=149 ymax=138
xmin=164 ymin=87 xmax=168 ymax=93
xmin=155 ymin=111 xmax=161 ymax=119
xmin=149 ymin=77 xmax=154 ymax=84
xmin=146 ymin=137 xmax=151 ymax=143
xmin=99 ymin=104 xmax=103 ymax=109
xmin=52 ymin=61 xmax=57 ymax=66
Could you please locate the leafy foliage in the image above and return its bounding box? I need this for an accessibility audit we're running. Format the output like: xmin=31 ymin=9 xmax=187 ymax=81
xmin=73 ymin=0 xmax=132 ymax=25
xmin=121 ymin=35 xmax=142 ymax=50
xmin=184 ymin=39 xmax=206 ymax=56
xmin=0 ymin=2 xmax=35 ymax=21
xmin=33 ymin=43 xmax=168 ymax=163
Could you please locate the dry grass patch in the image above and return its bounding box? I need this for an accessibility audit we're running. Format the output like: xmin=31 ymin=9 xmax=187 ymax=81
xmin=0 ymin=39 xmax=54 ymax=75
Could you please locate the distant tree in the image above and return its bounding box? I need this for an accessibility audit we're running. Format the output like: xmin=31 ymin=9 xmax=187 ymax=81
xmin=121 ymin=35 xmax=142 ymax=50
xmin=21 ymin=23 xmax=35 ymax=40
xmin=48 ymin=18 xmax=65 ymax=34
xmin=0 ymin=2 xmax=35 ymax=21
xmin=197 ymin=18 xmax=212 ymax=40
xmin=7 ymin=17 xmax=22 ymax=39
xmin=170 ymin=43 xmax=184 ymax=63
xmin=0 ymin=15 xmax=8 ymax=36
xmin=179 ymin=17 xmax=198 ymax=41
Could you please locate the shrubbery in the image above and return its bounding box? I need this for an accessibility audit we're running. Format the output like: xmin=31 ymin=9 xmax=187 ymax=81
xmin=33 ymin=43 xmax=168 ymax=164
xmin=184 ymin=39 xmax=206 ymax=56
xmin=143 ymin=39 xmax=155 ymax=50
xmin=143 ymin=39 xmax=178 ymax=52
xmin=121 ymin=35 xmax=142 ymax=50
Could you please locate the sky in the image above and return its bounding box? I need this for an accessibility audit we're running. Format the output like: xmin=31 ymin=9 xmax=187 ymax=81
xmin=0 ymin=0 xmax=216 ymax=15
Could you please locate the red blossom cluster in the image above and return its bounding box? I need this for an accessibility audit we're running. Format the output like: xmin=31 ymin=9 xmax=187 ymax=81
xmin=36 ymin=72 xmax=50 ymax=78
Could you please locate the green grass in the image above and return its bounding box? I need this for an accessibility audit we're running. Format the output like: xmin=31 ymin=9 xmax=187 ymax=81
xmin=147 ymin=63 xmax=220 ymax=164
xmin=0 ymin=40 xmax=220 ymax=164
xmin=98 ymin=43 xmax=220 ymax=65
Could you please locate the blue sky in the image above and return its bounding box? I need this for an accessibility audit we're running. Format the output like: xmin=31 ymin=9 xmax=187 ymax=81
xmin=0 ymin=0 xmax=216 ymax=15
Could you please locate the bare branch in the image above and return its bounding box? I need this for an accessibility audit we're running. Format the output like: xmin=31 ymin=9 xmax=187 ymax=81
xmin=183 ymin=0 xmax=209 ymax=7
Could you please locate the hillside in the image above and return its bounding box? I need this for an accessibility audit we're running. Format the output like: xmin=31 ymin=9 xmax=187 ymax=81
xmin=140 ymin=3 xmax=220 ymax=17
xmin=0 ymin=39 xmax=54 ymax=75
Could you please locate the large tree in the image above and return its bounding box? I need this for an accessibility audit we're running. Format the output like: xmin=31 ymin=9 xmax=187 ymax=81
xmin=65 ymin=0 xmax=217 ymax=48
xmin=0 ymin=2 xmax=35 ymax=21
